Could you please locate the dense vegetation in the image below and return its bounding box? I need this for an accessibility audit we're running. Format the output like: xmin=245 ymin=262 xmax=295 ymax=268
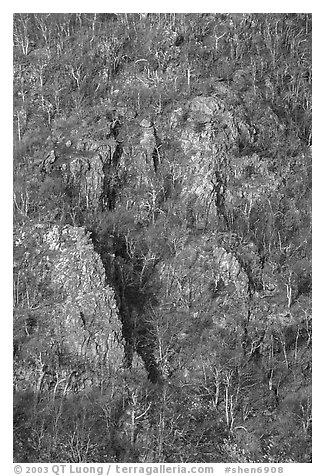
xmin=13 ymin=13 xmax=312 ymax=463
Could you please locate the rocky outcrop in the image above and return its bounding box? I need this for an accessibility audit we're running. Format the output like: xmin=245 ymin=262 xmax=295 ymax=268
xmin=158 ymin=233 xmax=263 ymax=326
xmin=169 ymin=94 xmax=284 ymax=227
xmin=40 ymin=120 xmax=125 ymax=211
xmin=44 ymin=225 xmax=123 ymax=361
xmin=13 ymin=224 xmax=124 ymax=396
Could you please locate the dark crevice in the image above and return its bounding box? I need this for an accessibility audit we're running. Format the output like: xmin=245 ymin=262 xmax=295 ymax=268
xmin=90 ymin=230 xmax=162 ymax=384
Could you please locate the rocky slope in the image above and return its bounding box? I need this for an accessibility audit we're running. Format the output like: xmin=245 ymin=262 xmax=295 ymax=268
xmin=13 ymin=13 xmax=311 ymax=463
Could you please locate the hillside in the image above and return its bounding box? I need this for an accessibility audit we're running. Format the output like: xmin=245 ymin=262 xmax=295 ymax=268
xmin=13 ymin=13 xmax=312 ymax=463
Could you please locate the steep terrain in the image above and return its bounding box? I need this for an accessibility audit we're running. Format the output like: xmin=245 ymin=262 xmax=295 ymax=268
xmin=13 ymin=13 xmax=312 ymax=463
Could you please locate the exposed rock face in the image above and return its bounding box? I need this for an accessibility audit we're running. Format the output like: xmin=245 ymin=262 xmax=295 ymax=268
xmin=42 ymin=115 xmax=164 ymax=214
xmin=68 ymin=137 xmax=124 ymax=210
xmin=13 ymin=224 xmax=124 ymax=396
xmin=156 ymin=232 xmax=275 ymax=382
xmin=41 ymin=131 xmax=125 ymax=211
xmin=188 ymin=96 xmax=222 ymax=118
xmin=170 ymin=94 xmax=283 ymax=225
xmin=159 ymin=233 xmax=259 ymax=325
xmin=44 ymin=225 xmax=123 ymax=361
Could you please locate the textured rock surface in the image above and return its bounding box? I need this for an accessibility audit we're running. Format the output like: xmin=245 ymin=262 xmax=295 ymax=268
xmin=13 ymin=224 xmax=124 ymax=395
xmin=44 ymin=225 xmax=123 ymax=360
xmin=168 ymin=95 xmax=283 ymax=225
xmin=41 ymin=124 xmax=125 ymax=211
xmin=158 ymin=233 xmax=261 ymax=324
